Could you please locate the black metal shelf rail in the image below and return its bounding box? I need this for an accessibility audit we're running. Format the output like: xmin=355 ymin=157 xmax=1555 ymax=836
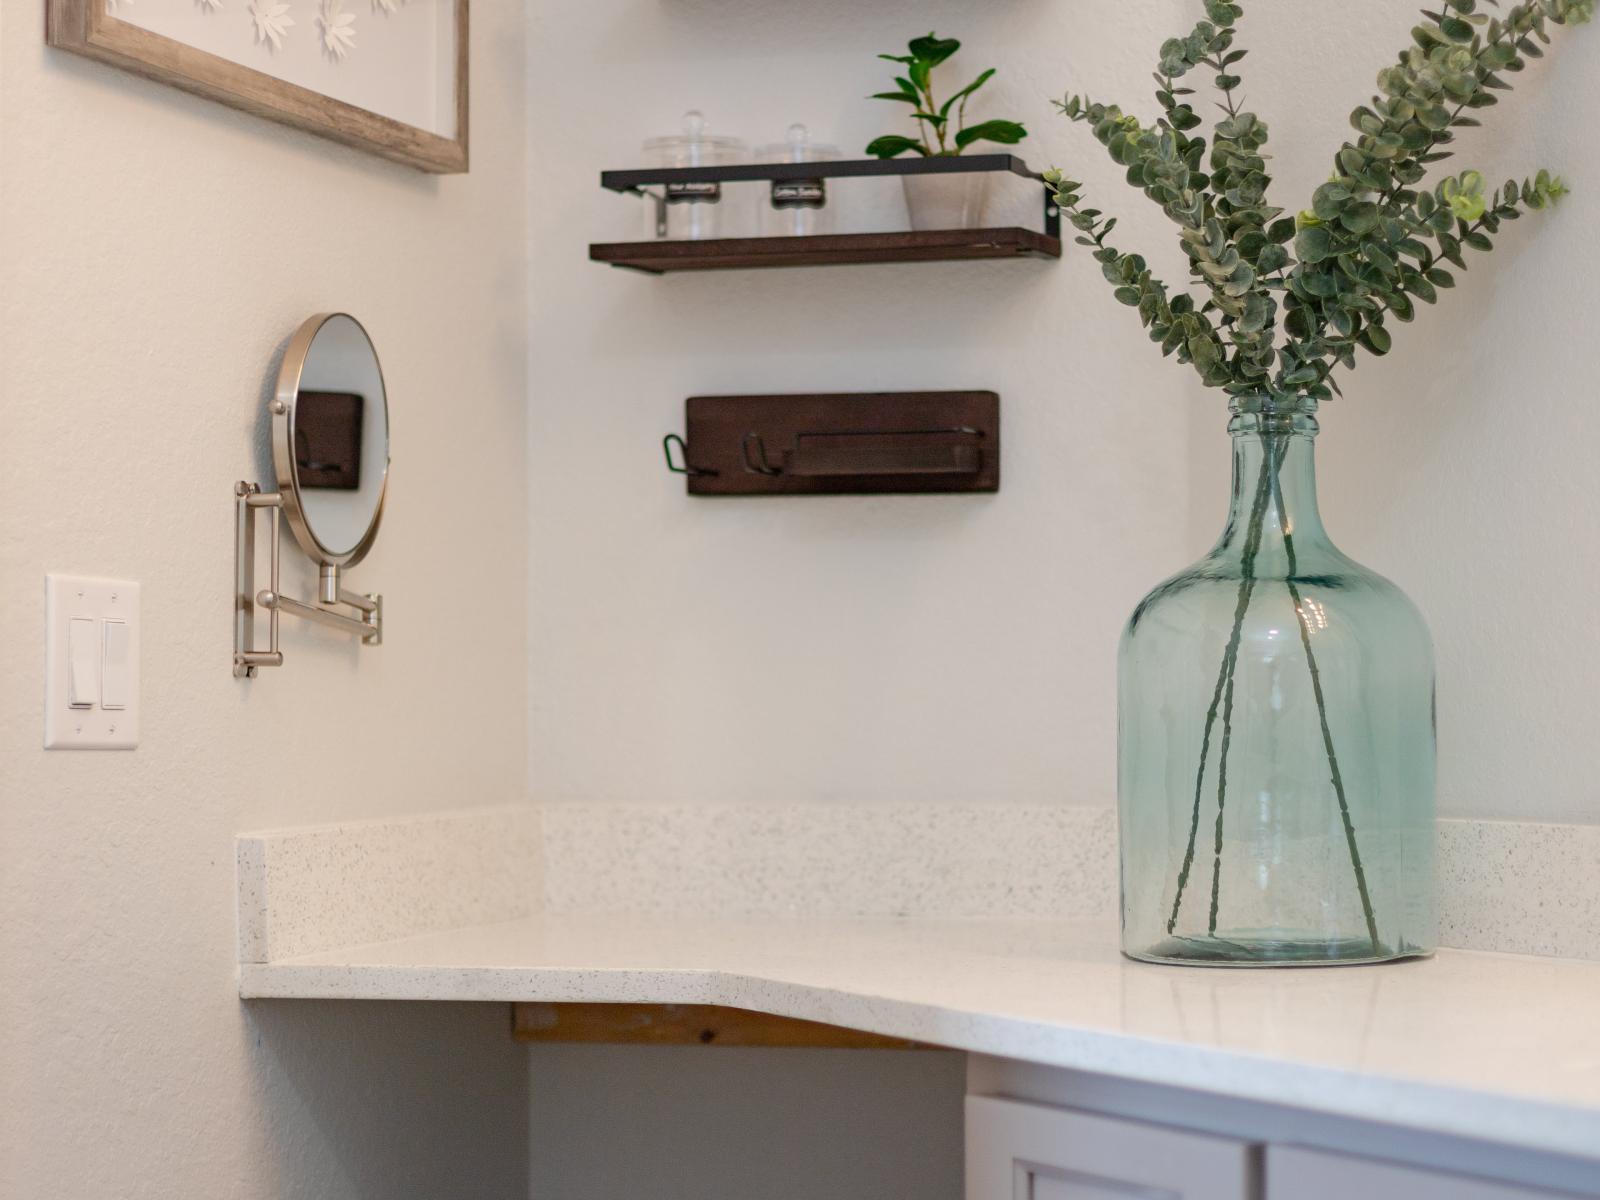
xmin=600 ymin=155 xmax=1060 ymax=241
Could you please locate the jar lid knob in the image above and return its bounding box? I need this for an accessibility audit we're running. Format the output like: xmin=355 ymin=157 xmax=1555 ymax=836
xmin=682 ymin=110 xmax=706 ymax=140
xmin=786 ymin=123 xmax=809 ymax=148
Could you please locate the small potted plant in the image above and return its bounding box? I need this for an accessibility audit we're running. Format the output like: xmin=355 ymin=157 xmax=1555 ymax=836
xmin=867 ymin=34 xmax=1028 ymax=230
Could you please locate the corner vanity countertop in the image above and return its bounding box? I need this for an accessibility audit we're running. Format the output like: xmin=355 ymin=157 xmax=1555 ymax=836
xmin=240 ymin=913 xmax=1600 ymax=1163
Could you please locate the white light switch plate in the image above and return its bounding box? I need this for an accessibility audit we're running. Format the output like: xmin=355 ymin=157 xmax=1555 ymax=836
xmin=45 ymin=574 xmax=140 ymax=750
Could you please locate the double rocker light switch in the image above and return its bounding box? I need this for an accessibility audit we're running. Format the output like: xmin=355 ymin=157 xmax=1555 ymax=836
xmin=46 ymin=575 xmax=140 ymax=750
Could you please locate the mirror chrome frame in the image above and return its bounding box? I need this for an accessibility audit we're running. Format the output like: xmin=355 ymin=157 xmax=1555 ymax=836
xmin=233 ymin=313 xmax=386 ymax=678
xmin=273 ymin=312 xmax=390 ymax=569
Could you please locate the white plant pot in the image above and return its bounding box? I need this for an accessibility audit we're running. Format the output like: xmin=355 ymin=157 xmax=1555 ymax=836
xmin=902 ymin=172 xmax=991 ymax=231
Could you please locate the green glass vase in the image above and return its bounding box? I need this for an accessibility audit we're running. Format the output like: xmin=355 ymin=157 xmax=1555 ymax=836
xmin=1119 ymin=398 xmax=1436 ymax=966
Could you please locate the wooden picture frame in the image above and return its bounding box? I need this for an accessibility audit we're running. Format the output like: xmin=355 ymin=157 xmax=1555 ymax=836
xmin=46 ymin=0 xmax=468 ymax=174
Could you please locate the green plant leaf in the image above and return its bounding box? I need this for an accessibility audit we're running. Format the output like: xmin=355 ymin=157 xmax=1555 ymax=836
xmin=1340 ymin=202 xmax=1380 ymax=234
xmin=908 ymin=33 xmax=961 ymax=65
xmin=1360 ymin=325 xmax=1393 ymax=354
xmin=1239 ymin=292 xmax=1272 ymax=333
xmin=955 ymin=119 xmax=1028 ymax=149
xmin=1189 ymin=335 xmax=1223 ymax=371
xmin=872 ymin=90 xmax=921 ymax=105
xmin=865 ymin=135 xmax=927 ymax=159
xmin=1257 ymin=244 xmax=1290 ymax=273
xmin=1448 ymin=190 xmax=1488 ymax=220
xmin=939 ymin=67 xmax=997 ymax=118
xmin=1312 ymin=182 xmax=1352 ymax=221
xmin=1295 ymin=225 xmax=1334 ymax=263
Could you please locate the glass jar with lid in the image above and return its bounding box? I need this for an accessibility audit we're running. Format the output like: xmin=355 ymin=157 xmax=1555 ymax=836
xmin=641 ymin=111 xmax=749 ymax=241
xmin=754 ymin=124 xmax=840 ymax=237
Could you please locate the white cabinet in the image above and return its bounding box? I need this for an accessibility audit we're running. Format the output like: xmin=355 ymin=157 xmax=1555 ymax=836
xmin=966 ymin=1095 xmax=1259 ymax=1200
xmin=1266 ymin=1146 xmax=1587 ymax=1200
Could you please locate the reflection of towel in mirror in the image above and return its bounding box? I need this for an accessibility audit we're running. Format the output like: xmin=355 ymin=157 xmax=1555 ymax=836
xmin=293 ymin=391 xmax=364 ymax=491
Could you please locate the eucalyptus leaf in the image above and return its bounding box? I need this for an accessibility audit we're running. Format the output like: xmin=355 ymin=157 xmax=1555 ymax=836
xmin=1340 ymin=202 xmax=1381 ymax=234
xmin=1296 ymin=225 xmax=1334 ymax=263
xmin=1360 ymin=325 xmax=1394 ymax=354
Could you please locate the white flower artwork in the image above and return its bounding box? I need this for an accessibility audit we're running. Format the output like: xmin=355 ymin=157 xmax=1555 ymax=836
xmin=319 ymin=0 xmax=356 ymax=60
xmin=248 ymin=0 xmax=293 ymax=50
xmin=51 ymin=0 xmax=465 ymax=173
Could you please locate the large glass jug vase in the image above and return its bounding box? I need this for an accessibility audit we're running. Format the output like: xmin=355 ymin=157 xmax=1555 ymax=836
xmin=1119 ymin=399 xmax=1436 ymax=966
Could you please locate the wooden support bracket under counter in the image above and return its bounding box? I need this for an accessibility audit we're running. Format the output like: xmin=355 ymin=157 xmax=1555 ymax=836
xmin=511 ymin=1002 xmax=938 ymax=1050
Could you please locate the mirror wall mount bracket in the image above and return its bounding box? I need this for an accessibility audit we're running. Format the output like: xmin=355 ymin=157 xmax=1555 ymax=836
xmin=233 ymin=312 xmax=389 ymax=679
xmin=233 ymin=480 xmax=382 ymax=679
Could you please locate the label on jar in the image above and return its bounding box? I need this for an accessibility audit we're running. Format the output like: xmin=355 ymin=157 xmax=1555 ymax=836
xmin=771 ymin=178 xmax=826 ymax=210
xmin=666 ymin=181 xmax=721 ymax=204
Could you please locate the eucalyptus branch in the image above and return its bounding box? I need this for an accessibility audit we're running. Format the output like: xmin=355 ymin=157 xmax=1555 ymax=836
xmin=1256 ymin=434 xmax=1383 ymax=950
xmin=1047 ymin=172 xmax=1233 ymax=388
xmin=1288 ymin=0 xmax=1589 ymax=389
xmin=1052 ymin=0 xmax=1587 ymax=405
xmin=1167 ymin=439 xmax=1274 ymax=934
xmin=1054 ymin=97 xmax=1267 ymax=346
xmin=1362 ymin=0 xmax=1593 ymax=206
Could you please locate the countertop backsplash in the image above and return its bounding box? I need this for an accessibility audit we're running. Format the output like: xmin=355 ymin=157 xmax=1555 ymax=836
xmin=239 ymin=804 xmax=1600 ymax=963
xmin=544 ymin=804 xmax=1600 ymax=962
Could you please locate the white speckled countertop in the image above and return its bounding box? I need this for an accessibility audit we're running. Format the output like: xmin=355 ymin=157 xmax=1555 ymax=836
xmin=240 ymin=913 xmax=1600 ymax=1164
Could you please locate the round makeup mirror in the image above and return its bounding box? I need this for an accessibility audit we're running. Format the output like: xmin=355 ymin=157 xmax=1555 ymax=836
xmin=272 ymin=313 xmax=390 ymax=568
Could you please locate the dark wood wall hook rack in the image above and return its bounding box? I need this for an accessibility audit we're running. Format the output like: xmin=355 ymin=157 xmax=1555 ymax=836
xmin=667 ymin=392 xmax=1000 ymax=496
xmin=741 ymin=428 xmax=984 ymax=479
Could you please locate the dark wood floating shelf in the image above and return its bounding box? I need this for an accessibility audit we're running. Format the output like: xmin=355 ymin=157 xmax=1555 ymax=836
xmin=600 ymin=152 xmax=1043 ymax=192
xmin=590 ymin=227 xmax=1061 ymax=274
xmin=595 ymin=155 xmax=1060 ymax=275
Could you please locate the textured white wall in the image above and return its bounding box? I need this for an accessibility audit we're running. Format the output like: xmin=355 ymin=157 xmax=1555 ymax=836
xmin=526 ymin=0 xmax=1194 ymax=812
xmin=529 ymin=1044 xmax=966 ymax=1200
xmin=527 ymin=0 xmax=1600 ymax=826
xmin=1178 ymin=2 xmax=1600 ymax=824
xmin=0 ymin=6 xmax=532 ymax=1197
xmin=521 ymin=9 xmax=1193 ymax=1191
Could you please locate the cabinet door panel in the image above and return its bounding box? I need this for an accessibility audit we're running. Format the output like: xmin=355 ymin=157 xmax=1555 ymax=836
xmin=1267 ymin=1146 xmax=1589 ymax=1200
xmin=966 ymin=1095 xmax=1257 ymax=1200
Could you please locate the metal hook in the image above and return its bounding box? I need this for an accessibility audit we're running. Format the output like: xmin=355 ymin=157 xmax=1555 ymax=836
xmin=663 ymin=433 xmax=716 ymax=477
xmin=741 ymin=432 xmax=782 ymax=476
